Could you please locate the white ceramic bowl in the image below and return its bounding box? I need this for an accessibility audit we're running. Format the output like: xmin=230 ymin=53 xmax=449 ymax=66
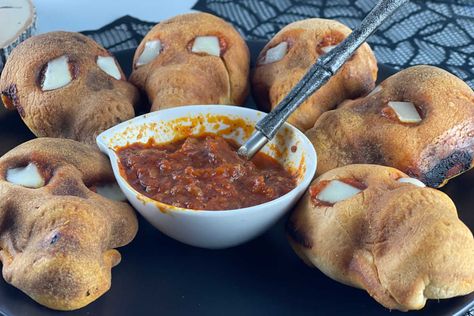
xmin=97 ymin=105 xmax=317 ymax=249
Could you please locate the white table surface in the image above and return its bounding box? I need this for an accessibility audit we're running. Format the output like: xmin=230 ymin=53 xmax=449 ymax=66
xmin=34 ymin=0 xmax=198 ymax=34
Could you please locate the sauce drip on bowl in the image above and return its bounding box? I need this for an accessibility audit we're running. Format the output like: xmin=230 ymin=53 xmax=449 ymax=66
xmin=116 ymin=135 xmax=296 ymax=210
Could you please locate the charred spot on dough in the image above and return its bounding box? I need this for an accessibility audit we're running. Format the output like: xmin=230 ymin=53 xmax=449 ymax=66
xmin=286 ymin=218 xmax=313 ymax=249
xmin=50 ymin=232 xmax=60 ymax=245
xmin=86 ymin=71 xmax=113 ymax=91
xmin=1 ymin=84 xmax=24 ymax=117
xmin=349 ymin=141 xmax=385 ymax=165
xmin=51 ymin=178 xmax=88 ymax=198
xmin=0 ymin=86 xmax=14 ymax=108
xmin=68 ymin=59 xmax=80 ymax=79
xmin=422 ymin=151 xmax=472 ymax=187
xmin=0 ymin=207 xmax=16 ymax=243
xmin=37 ymin=63 xmax=47 ymax=86
xmin=85 ymin=286 xmax=100 ymax=298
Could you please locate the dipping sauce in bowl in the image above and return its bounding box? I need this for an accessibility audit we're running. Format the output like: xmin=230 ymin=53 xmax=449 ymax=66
xmin=97 ymin=105 xmax=317 ymax=248
xmin=117 ymin=134 xmax=296 ymax=210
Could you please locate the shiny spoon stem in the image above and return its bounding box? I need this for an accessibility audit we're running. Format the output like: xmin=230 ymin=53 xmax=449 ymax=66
xmin=238 ymin=0 xmax=409 ymax=160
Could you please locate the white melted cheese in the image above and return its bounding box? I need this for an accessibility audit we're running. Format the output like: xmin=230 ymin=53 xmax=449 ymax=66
xmin=397 ymin=177 xmax=426 ymax=187
xmin=136 ymin=40 xmax=162 ymax=66
xmin=321 ymin=45 xmax=337 ymax=54
xmin=388 ymin=101 xmax=422 ymax=123
xmin=97 ymin=56 xmax=121 ymax=80
xmin=317 ymin=180 xmax=362 ymax=204
xmin=42 ymin=55 xmax=72 ymax=91
xmin=261 ymin=41 xmax=288 ymax=64
xmin=191 ymin=36 xmax=220 ymax=57
xmin=6 ymin=163 xmax=44 ymax=188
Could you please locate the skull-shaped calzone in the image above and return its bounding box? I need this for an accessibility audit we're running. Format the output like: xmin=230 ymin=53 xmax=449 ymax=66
xmin=287 ymin=164 xmax=474 ymax=311
xmin=306 ymin=65 xmax=474 ymax=187
xmin=130 ymin=13 xmax=250 ymax=111
xmin=252 ymin=18 xmax=378 ymax=131
xmin=0 ymin=138 xmax=138 ymax=310
xmin=0 ymin=32 xmax=139 ymax=145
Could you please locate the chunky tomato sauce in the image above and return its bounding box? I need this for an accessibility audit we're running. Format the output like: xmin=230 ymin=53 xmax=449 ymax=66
xmin=117 ymin=135 xmax=296 ymax=210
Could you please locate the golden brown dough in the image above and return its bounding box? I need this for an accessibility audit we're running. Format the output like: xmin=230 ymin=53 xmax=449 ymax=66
xmin=130 ymin=13 xmax=250 ymax=111
xmin=0 ymin=138 xmax=138 ymax=310
xmin=0 ymin=31 xmax=139 ymax=145
xmin=252 ymin=18 xmax=377 ymax=131
xmin=287 ymin=164 xmax=474 ymax=311
xmin=306 ymin=65 xmax=474 ymax=187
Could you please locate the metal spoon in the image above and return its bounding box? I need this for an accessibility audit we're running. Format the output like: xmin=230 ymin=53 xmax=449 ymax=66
xmin=238 ymin=0 xmax=409 ymax=160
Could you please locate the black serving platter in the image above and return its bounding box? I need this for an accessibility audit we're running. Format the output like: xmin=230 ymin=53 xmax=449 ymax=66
xmin=0 ymin=40 xmax=473 ymax=316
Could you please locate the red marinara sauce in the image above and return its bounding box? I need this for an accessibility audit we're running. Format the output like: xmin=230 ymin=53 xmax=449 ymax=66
xmin=116 ymin=135 xmax=296 ymax=210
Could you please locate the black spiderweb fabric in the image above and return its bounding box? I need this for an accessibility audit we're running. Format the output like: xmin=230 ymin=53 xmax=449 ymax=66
xmin=75 ymin=1 xmax=474 ymax=88
xmin=80 ymin=15 xmax=156 ymax=52
xmin=192 ymin=0 xmax=474 ymax=88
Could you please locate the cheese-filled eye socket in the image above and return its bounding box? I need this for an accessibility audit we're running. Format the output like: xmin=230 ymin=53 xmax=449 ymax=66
xmin=191 ymin=36 xmax=221 ymax=56
xmin=40 ymin=55 xmax=73 ymax=91
xmin=136 ymin=40 xmax=162 ymax=67
xmin=97 ymin=56 xmax=122 ymax=80
xmin=95 ymin=183 xmax=126 ymax=201
xmin=316 ymin=180 xmax=362 ymax=204
xmin=6 ymin=163 xmax=45 ymax=188
xmin=398 ymin=177 xmax=426 ymax=187
xmin=320 ymin=45 xmax=337 ymax=54
xmin=260 ymin=41 xmax=288 ymax=65
xmin=386 ymin=101 xmax=422 ymax=124
xmin=310 ymin=179 xmax=366 ymax=206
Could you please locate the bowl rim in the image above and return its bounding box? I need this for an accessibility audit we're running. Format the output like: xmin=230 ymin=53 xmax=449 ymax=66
xmin=97 ymin=105 xmax=317 ymax=216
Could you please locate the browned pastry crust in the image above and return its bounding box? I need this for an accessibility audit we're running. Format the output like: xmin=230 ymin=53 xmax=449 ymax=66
xmin=306 ymin=65 xmax=474 ymax=188
xmin=251 ymin=18 xmax=377 ymax=131
xmin=0 ymin=31 xmax=139 ymax=145
xmin=130 ymin=12 xmax=250 ymax=111
xmin=0 ymin=138 xmax=138 ymax=310
xmin=287 ymin=164 xmax=474 ymax=311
